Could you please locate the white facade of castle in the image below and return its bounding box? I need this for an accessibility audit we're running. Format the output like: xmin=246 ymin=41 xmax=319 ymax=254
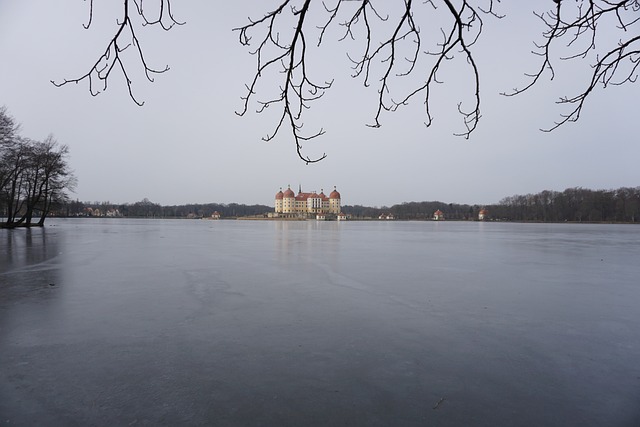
xmin=274 ymin=185 xmax=341 ymax=217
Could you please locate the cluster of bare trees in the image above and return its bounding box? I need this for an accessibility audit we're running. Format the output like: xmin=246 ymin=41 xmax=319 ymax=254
xmin=53 ymin=1 xmax=640 ymax=162
xmin=492 ymin=187 xmax=640 ymax=223
xmin=342 ymin=201 xmax=475 ymax=220
xmin=341 ymin=187 xmax=640 ymax=222
xmin=0 ymin=107 xmax=76 ymax=228
xmin=62 ymin=199 xmax=271 ymax=219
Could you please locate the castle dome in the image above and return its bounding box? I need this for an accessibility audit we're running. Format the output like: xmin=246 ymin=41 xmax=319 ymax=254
xmin=329 ymin=187 xmax=341 ymax=199
xmin=275 ymin=189 xmax=284 ymax=200
xmin=283 ymin=187 xmax=295 ymax=198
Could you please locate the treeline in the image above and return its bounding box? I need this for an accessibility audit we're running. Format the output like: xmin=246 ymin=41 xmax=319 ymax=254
xmin=488 ymin=187 xmax=640 ymax=222
xmin=345 ymin=187 xmax=640 ymax=222
xmin=162 ymin=202 xmax=271 ymax=218
xmin=343 ymin=201 xmax=476 ymax=220
xmin=54 ymin=187 xmax=640 ymax=223
xmin=60 ymin=198 xmax=271 ymax=219
xmin=1 ymin=107 xmax=75 ymax=228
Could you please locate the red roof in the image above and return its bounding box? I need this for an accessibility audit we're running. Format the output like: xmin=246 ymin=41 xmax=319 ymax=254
xmin=279 ymin=186 xmax=338 ymax=201
xmin=329 ymin=187 xmax=341 ymax=199
xmin=295 ymin=192 xmax=328 ymax=201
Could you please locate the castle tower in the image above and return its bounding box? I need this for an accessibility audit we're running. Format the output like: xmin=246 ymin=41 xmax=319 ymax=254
xmin=329 ymin=186 xmax=341 ymax=214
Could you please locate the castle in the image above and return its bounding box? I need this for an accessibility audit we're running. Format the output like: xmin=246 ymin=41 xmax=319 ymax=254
xmin=274 ymin=185 xmax=341 ymax=217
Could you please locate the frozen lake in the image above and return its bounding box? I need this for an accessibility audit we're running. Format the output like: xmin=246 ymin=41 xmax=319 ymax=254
xmin=1 ymin=219 xmax=640 ymax=426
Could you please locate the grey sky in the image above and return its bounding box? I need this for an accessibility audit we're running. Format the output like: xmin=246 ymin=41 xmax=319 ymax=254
xmin=0 ymin=1 xmax=637 ymax=207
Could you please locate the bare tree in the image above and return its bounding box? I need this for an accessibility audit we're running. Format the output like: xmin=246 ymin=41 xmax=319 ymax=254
xmin=1 ymin=137 xmax=31 ymax=225
xmin=0 ymin=106 xmax=20 ymax=147
xmin=0 ymin=110 xmax=76 ymax=228
xmin=34 ymin=138 xmax=77 ymax=226
xmin=20 ymin=136 xmax=76 ymax=226
xmin=53 ymin=1 xmax=640 ymax=161
xmin=0 ymin=107 xmax=21 ymax=203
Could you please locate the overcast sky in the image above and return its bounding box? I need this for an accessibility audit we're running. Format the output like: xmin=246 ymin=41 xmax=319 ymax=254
xmin=0 ymin=1 xmax=637 ymax=207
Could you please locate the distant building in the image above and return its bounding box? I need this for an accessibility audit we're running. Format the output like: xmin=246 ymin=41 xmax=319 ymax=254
xmin=379 ymin=213 xmax=394 ymax=220
xmin=274 ymin=185 xmax=341 ymax=218
xmin=433 ymin=209 xmax=445 ymax=221
xmin=337 ymin=213 xmax=347 ymax=221
xmin=211 ymin=211 xmax=221 ymax=219
xmin=105 ymin=208 xmax=121 ymax=217
xmin=478 ymin=209 xmax=488 ymax=221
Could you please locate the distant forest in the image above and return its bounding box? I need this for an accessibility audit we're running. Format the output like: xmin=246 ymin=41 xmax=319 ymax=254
xmin=355 ymin=187 xmax=640 ymax=222
xmin=54 ymin=187 xmax=640 ymax=223
xmin=58 ymin=198 xmax=271 ymax=219
xmin=352 ymin=187 xmax=639 ymax=222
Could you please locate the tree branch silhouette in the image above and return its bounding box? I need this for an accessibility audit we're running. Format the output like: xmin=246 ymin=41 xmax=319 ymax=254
xmin=53 ymin=1 xmax=639 ymax=162
xmin=234 ymin=0 xmax=331 ymax=164
xmin=51 ymin=0 xmax=184 ymax=106
xmin=503 ymin=0 xmax=640 ymax=132
xmin=235 ymin=0 xmax=502 ymax=162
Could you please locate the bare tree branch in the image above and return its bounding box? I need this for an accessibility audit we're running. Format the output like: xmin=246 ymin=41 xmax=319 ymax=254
xmin=234 ymin=0 xmax=331 ymax=163
xmin=52 ymin=0 xmax=182 ymax=106
xmin=503 ymin=0 xmax=640 ymax=132
xmin=235 ymin=0 xmax=502 ymax=162
xmin=56 ymin=1 xmax=639 ymax=162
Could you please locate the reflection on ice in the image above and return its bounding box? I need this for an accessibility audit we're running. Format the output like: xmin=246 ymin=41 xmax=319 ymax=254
xmin=1 ymin=227 xmax=62 ymax=301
